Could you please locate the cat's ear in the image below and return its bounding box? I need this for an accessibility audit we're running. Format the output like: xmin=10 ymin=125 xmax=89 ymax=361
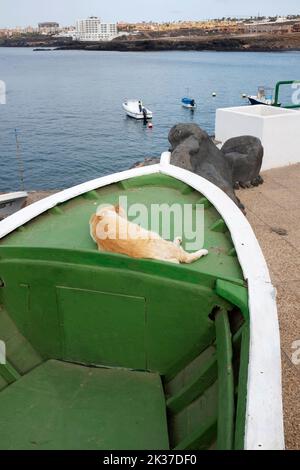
xmin=90 ymin=214 xmax=102 ymax=225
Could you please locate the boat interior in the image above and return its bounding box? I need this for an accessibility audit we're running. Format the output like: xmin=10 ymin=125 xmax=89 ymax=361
xmin=0 ymin=174 xmax=250 ymax=450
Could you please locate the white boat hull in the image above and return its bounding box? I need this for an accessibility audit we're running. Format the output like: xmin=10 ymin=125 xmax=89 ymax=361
xmin=248 ymin=95 xmax=273 ymax=106
xmin=182 ymin=103 xmax=197 ymax=109
xmin=122 ymin=102 xmax=153 ymax=120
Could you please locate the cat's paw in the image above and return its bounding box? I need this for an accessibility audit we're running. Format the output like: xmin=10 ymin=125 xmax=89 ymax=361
xmin=174 ymin=236 xmax=183 ymax=246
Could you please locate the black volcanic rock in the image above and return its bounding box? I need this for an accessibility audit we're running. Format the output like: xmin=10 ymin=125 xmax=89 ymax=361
xmin=221 ymin=136 xmax=264 ymax=187
xmin=2 ymin=34 xmax=300 ymax=52
xmin=169 ymin=124 xmax=264 ymax=211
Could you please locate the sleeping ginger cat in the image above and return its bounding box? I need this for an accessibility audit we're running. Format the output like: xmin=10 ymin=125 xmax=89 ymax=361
xmin=89 ymin=205 xmax=208 ymax=264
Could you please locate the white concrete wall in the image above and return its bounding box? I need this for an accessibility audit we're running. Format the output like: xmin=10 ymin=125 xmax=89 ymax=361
xmin=215 ymin=105 xmax=300 ymax=171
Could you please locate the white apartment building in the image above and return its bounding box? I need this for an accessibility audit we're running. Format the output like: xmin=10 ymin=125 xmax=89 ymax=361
xmin=75 ymin=17 xmax=118 ymax=41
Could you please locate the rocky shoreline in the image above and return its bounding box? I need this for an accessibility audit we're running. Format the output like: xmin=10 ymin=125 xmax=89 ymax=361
xmin=1 ymin=33 xmax=300 ymax=52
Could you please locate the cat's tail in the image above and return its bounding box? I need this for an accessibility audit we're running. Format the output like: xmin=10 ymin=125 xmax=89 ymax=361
xmin=179 ymin=249 xmax=208 ymax=264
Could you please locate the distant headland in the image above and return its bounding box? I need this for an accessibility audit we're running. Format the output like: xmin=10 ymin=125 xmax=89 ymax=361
xmin=1 ymin=33 xmax=300 ymax=52
xmin=2 ymin=15 xmax=300 ymax=52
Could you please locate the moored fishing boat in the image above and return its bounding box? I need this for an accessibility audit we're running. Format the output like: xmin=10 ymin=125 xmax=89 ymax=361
xmin=248 ymin=81 xmax=300 ymax=108
xmin=248 ymin=86 xmax=275 ymax=106
xmin=122 ymin=99 xmax=153 ymax=120
xmin=0 ymin=153 xmax=284 ymax=450
xmin=181 ymin=97 xmax=197 ymax=109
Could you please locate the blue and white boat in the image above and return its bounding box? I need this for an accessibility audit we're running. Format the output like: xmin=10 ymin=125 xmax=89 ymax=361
xmin=181 ymin=97 xmax=197 ymax=109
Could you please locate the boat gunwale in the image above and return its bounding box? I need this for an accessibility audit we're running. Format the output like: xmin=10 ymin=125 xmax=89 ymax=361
xmin=0 ymin=154 xmax=284 ymax=450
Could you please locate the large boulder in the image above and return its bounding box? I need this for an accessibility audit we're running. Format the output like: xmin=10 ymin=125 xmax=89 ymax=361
xmin=221 ymin=136 xmax=264 ymax=188
xmin=169 ymin=124 xmax=264 ymax=210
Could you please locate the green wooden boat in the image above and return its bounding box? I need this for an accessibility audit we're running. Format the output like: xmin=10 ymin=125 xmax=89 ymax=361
xmin=0 ymin=154 xmax=284 ymax=450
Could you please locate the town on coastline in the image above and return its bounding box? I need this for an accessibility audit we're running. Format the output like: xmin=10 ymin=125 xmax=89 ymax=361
xmin=1 ymin=14 xmax=300 ymax=51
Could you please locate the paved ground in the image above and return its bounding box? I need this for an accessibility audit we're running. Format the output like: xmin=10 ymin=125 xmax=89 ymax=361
xmin=237 ymin=163 xmax=300 ymax=450
xmin=24 ymin=164 xmax=300 ymax=449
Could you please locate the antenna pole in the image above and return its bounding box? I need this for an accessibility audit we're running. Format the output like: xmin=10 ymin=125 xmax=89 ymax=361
xmin=14 ymin=129 xmax=25 ymax=191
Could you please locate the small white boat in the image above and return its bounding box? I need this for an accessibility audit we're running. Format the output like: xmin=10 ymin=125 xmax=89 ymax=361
xmin=0 ymin=191 xmax=28 ymax=220
xmin=248 ymin=86 xmax=275 ymax=106
xmin=122 ymin=100 xmax=153 ymax=120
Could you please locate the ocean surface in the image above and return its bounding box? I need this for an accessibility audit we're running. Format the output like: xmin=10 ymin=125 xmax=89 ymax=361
xmin=1 ymin=47 xmax=300 ymax=191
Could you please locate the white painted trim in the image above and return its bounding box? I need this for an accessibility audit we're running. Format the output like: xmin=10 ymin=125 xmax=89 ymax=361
xmin=160 ymin=151 xmax=171 ymax=167
xmin=0 ymin=155 xmax=284 ymax=450
xmin=246 ymin=280 xmax=284 ymax=450
xmin=159 ymin=163 xmax=284 ymax=451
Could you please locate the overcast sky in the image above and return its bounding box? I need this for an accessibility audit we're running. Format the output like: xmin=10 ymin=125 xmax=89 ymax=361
xmin=0 ymin=0 xmax=299 ymax=28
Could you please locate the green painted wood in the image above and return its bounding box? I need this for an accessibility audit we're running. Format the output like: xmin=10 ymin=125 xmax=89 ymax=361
xmin=0 ymin=255 xmax=223 ymax=375
xmin=0 ymin=375 xmax=7 ymax=391
xmin=234 ymin=324 xmax=250 ymax=450
xmin=168 ymin=379 xmax=218 ymax=450
xmin=0 ymin=173 xmax=249 ymax=449
xmin=0 ymin=175 xmax=244 ymax=284
xmin=215 ymin=309 xmax=235 ymax=450
xmin=0 ymin=246 xmax=243 ymax=293
xmin=274 ymin=80 xmax=300 ymax=109
xmin=0 ymin=360 xmax=169 ymax=450
xmin=49 ymin=206 xmax=64 ymax=215
xmin=166 ymin=347 xmax=216 ymax=388
xmin=165 ymin=345 xmax=216 ymax=391
xmin=197 ymin=197 xmax=212 ymax=209
xmin=118 ymin=174 xmax=194 ymax=195
xmin=228 ymin=248 xmax=237 ymax=257
xmin=174 ymin=415 xmax=217 ymax=450
xmin=167 ymin=355 xmax=218 ymax=414
xmin=164 ymin=342 xmax=215 ymax=386
xmin=0 ymin=362 xmax=21 ymax=384
xmin=57 ymin=286 xmax=147 ymax=369
xmin=232 ymin=324 xmax=245 ymax=346
xmin=210 ymin=219 xmax=228 ymax=233
xmin=216 ymin=279 xmax=249 ymax=319
xmin=181 ymin=185 xmax=195 ymax=195
xmin=82 ymin=190 xmax=100 ymax=201
xmin=0 ymin=305 xmax=43 ymax=376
